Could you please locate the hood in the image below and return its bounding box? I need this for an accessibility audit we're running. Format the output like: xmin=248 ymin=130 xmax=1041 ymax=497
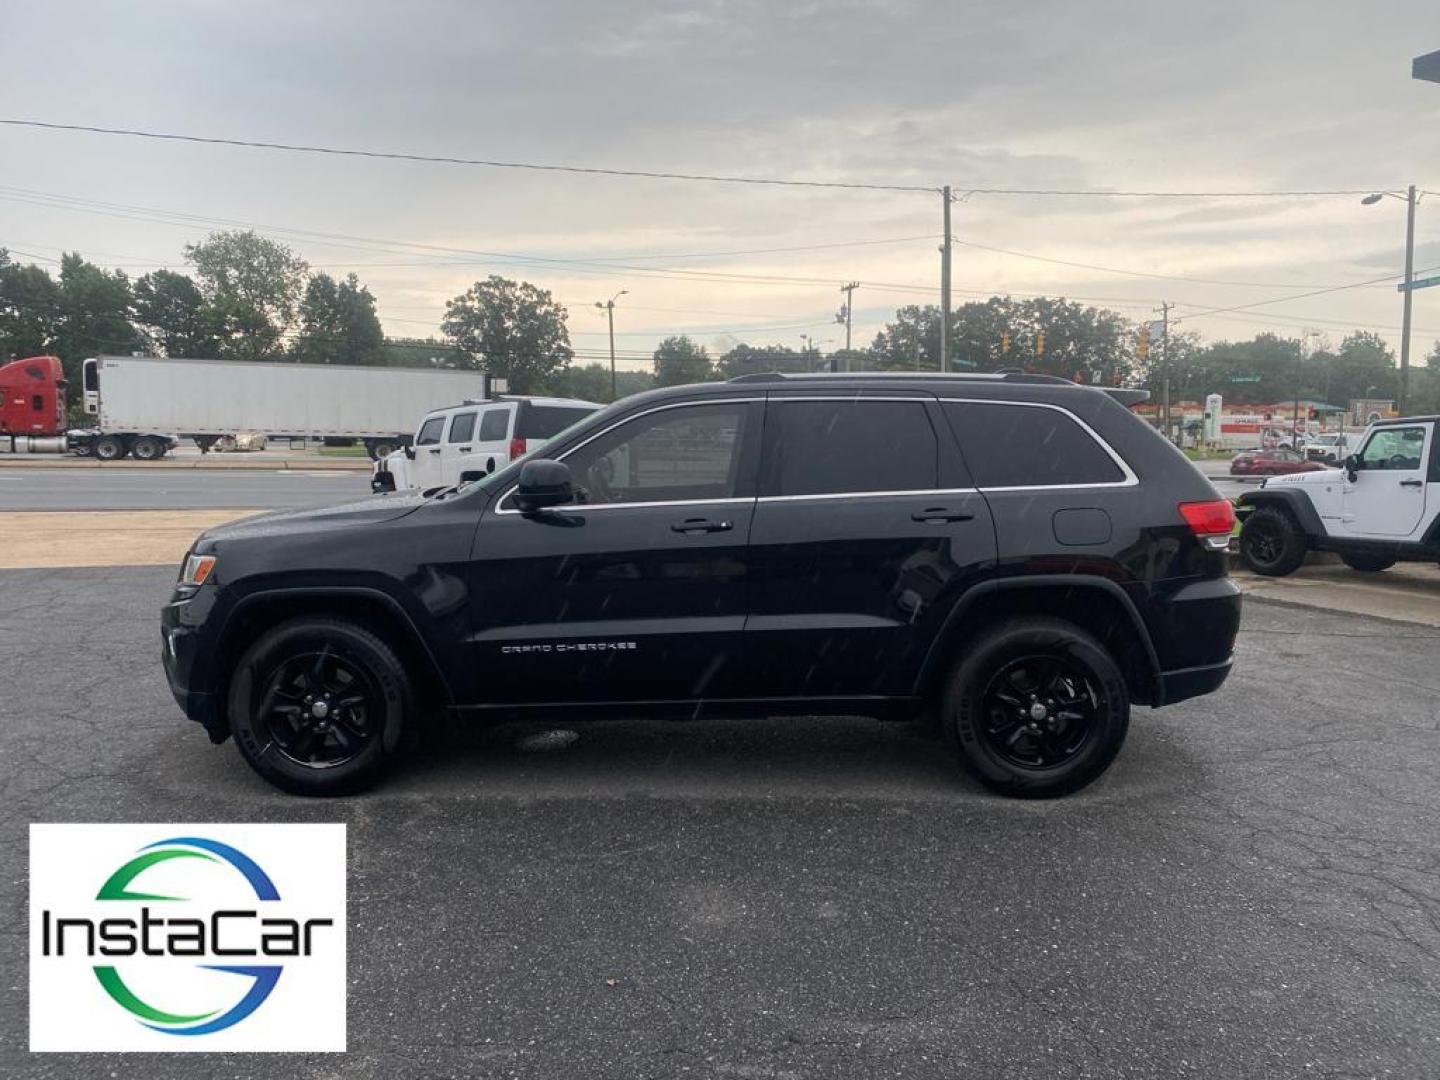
xmin=1262 ymin=467 xmax=1344 ymax=487
xmin=198 ymin=490 xmax=431 ymax=544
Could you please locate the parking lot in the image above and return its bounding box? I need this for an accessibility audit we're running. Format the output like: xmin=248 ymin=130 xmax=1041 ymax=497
xmin=3 ymin=563 xmax=1440 ymax=1078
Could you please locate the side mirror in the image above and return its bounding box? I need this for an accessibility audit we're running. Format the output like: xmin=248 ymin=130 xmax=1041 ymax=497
xmin=513 ymin=459 xmax=575 ymax=514
xmin=1344 ymin=454 xmax=1362 ymax=481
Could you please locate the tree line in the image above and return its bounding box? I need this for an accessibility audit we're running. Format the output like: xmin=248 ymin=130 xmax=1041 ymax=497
xmin=3 ymin=230 xmax=1437 ymax=411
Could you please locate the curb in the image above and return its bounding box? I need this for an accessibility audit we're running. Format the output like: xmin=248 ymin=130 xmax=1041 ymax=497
xmin=0 ymin=457 xmax=372 ymax=472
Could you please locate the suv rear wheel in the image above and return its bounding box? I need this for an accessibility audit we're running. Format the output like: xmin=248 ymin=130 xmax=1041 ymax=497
xmin=227 ymin=618 xmax=413 ymax=796
xmin=1239 ymin=505 xmax=1307 ymax=577
xmin=942 ymin=617 xmax=1130 ymax=798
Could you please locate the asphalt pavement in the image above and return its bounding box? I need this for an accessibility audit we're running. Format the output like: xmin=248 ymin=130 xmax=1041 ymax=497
xmin=0 ymin=467 xmax=370 ymax=510
xmin=3 ymin=569 xmax=1439 ymax=1078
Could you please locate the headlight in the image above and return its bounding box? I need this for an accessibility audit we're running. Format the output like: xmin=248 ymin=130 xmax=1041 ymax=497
xmin=180 ymin=553 xmax=216 ymax=587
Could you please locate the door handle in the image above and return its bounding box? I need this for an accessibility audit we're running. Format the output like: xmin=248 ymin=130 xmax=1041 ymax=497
xmin=671 ymin=517 xmax=733 ymax=534
xmin=1400 ymin=478 xmax=1423 ymax=488
xmin=911 ymin=507 xmax=975 ymax=524
xmin=428 ymin=447 xmax=441 ymax=455
xmin=458 ymin=446 xmax=471 ymax=453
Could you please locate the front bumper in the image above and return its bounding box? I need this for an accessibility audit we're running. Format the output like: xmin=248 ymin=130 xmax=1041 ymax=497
xmin=161 ymin=590 xmax=229 ymax=743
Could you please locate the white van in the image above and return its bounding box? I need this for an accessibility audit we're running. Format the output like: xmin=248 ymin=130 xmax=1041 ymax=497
xmin=373 ymin=395 xmax=601 ymax=493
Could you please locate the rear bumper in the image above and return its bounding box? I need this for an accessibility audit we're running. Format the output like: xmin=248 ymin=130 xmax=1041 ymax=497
xmin=1155 ymin=656 xmax=1233 ymax=706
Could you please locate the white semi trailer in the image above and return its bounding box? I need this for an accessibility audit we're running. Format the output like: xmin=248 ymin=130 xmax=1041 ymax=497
xmin=73 ymin=355 xmax=502 ymax=460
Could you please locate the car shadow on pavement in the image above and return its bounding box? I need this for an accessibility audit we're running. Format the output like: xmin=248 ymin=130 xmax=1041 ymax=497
xmin=376 ymin=709 xmax=1210 ymax=807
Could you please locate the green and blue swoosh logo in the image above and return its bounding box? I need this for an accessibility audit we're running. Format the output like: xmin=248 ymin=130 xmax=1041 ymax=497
xmin=92 ymin=837 xmax=282 ymax=1036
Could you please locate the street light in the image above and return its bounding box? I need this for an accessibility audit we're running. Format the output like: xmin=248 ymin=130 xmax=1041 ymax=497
xmin=594 ymin=289 xmax=628 ymax=400
xmin=1362 ymin=187 xmax=1418 ymax=415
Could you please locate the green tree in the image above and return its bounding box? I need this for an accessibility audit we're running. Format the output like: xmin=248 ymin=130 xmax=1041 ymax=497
xmin=1329 ymin=331 xmax=1396 ymax=405
xmin=652 ymin=335 xmax=713 ymax=387
xmin=185 ymin=230 xmax=309 ymax=361
xmin=377 ymin=337 xmax=474 ymax=369
xmin=291 ymin=273 xmax=385 ymax=365
xmin=133 ymin=269 xmax=221 ymax=357
xmin=0 ymin=250 xmax=63 ymax=361
xmin=52 ymin=253 xmax=140 ymax=386
xmin=547 ymin=362 xmax=653 ymax=403
xmin=441 ymin=276 xmax=573 ymax=392
xmin=714 ymin=342 xmax=807 ymax=378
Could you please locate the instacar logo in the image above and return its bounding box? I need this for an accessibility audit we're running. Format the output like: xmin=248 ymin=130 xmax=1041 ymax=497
xmin=30 ymin=824 xmax=346 ymax=1053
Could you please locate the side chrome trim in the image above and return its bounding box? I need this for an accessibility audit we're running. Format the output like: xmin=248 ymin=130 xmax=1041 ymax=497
xmin=756 ymin=487 xmax=979 ymax=503
xmin=937 ymin=396 xmax=1140 ymax=489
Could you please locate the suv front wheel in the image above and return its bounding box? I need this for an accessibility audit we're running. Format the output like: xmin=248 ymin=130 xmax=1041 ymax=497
xmin=943 ymin=617 xmax=1130 ymax=798
xmin=227 ymin=618 xmax=413 ymax=796
xmin=1238 ymin=505 xmax=1307 ymax=577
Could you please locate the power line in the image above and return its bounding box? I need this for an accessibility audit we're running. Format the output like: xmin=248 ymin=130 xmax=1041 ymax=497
xmin=0 ymin=120 xmax=937 ymax=194
xmin=1173 ymin=265 xmax=1440 ymax=325
xmin=1 ymin=120 xmax=1414 ymax=200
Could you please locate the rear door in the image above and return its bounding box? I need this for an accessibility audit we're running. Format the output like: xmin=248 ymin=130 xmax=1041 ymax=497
xmin=472 ymin=406 xmax=513 ymax=473
xmin=439 ymin=409 xmax=477 ymax=484
xmin=1341 ymin=422 xmax=1432 ymax=537
xmin=743 ymin=393 xmax=995 ymax=699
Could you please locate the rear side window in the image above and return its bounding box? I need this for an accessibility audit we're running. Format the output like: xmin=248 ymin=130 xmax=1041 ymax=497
xmin=415 ymin=416 xmax=445 ymax=446
xmin=448 ymin=411 xmax=476 ymax=443
xmin=517 ymin=404 xmax=595 ymax=439
xmin=478 ymin=408 xmax=510 ymax=441
xmin=760 ymin=400 xmax=938 ymax=496
xmin=944 ymin=402 xmax=1125 ymax=488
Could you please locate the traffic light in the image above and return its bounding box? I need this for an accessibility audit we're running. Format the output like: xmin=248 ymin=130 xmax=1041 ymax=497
xmin=1035 ymin=331 xmax=1045 ymax=358
xmin=1137 ymin=324 xmax=1150 ymax=360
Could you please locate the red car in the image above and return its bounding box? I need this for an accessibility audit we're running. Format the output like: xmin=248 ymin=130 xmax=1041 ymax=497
xmin=1229 ymin=448 xmax=1327 ymax=476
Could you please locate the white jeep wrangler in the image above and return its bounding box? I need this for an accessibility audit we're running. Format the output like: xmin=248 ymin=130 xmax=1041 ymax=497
xmin=1236 ymin=417 xmax=1439 ymax=576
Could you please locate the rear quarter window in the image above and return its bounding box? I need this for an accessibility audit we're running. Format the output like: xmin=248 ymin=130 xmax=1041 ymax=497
xmin=943 ymin=401 xmax=1126 ymax=488
xmin=517 ymin=404 xmax=597 ymax=439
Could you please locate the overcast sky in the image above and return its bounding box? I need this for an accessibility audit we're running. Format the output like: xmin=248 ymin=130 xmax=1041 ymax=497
xmin=2 ymin=0 xmax=1438 ymax=369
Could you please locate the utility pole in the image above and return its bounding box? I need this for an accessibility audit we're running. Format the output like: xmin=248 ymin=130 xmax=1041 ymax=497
xmin=940 ymin=186 xmax=952 ymax=373
xmin=594 ymin=289 xmax=627 ymax=401
xmin=1400 ymin=183 xmax=1417 ymax=416
xmin=1154 ymin=302 xmax=1172 ymax=444
xmin=838 ymin=281 xmax=860 ymax=369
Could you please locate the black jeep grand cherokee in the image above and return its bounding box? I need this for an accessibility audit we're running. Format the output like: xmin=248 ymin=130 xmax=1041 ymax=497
xmin=163 ymin=372 xmax=1240 ymax=798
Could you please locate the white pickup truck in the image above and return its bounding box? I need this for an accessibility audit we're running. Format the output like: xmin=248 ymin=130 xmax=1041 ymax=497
xmin=1236 ymin=416 xmax=1440 ymax=575
xmin=372 ymin=395 xmax=601 ymax=493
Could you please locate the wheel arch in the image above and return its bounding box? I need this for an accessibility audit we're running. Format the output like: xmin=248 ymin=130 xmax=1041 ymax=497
xmin=209 ymin=585 xmax=454 ymax=734
xmin=1236 ymin=489 xmax=1325 ymax=538
xmin=915 ymin=575 xmax=1162 ymax=707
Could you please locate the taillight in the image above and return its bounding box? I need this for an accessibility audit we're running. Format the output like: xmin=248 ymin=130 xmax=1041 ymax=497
xmin=1179 ymin=500 xmax=1235 ymax=550
xmin=508 ymin=437 xmax=526 ymax=461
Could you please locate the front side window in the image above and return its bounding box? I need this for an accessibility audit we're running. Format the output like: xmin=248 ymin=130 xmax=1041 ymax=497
xmin=759 ymin=400 xmax=938 ymax=496
xmin=415 ymin=416 xmax=445 ymax=446
xmin=478 ymin=408 xmax=510 ymax=441
xmin=563 ymin=403 xmax=749 ymax=505
xmin=1359 ymin=426 xmax=1426 ymax=471
xmin=944 ymin=402 xmax=1125 ymax=488
xmin=448 ymin=411 xmax=476 ymax=443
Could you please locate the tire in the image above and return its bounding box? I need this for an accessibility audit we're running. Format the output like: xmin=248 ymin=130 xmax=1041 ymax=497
xmin=93 ymin=434 xmax=125 ymax=461
xmin=131 ymin=436 xmax=164 ymax=461
xmin=941 ymin=617 xmax=1130 ymax=799
xmin=1238 ymin=505 xmax=1307 ymax=577
xmin=226 ymin=618 xmax=414 ymax=796
xmin=1340 ymin=552 xmax=1396 ymax=573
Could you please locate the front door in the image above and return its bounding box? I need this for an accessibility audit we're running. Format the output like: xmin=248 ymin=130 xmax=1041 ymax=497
xmin=1342 ymin=422 xmax=1432 ymax=537
xmin=465 ymin=398 xmax=761 ymax=705
xmin=410 ymin=413 xmax=447 ymax=489
xmin=439 ymin=409 xmax=477 ymax=483
xmin=744 ymin=394 xmax=996 ymax=699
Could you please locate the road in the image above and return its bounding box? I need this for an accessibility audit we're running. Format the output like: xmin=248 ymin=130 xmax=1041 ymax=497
xmin=0 ymin=467 xmax=370 ymax=510
xmin=3 ymin=571 xmax=1439 ymax=1078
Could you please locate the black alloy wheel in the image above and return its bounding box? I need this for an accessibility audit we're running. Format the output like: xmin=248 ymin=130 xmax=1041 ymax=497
xmin=258 ymin=648 xmax=380 ymax=769
xmin=979 ymin=655 xmax=1099 ymax=769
